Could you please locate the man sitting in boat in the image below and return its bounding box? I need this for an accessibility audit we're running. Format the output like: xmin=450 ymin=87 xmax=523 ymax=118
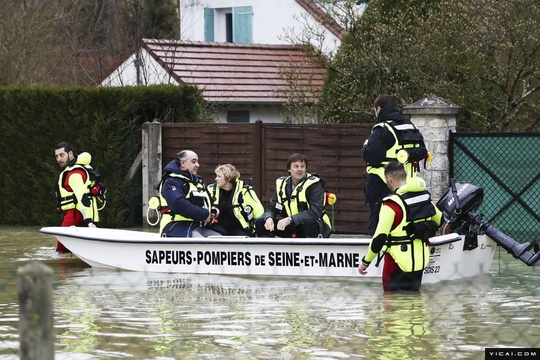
xmin=358 ymin=161 xmax=443 ymax=291
xmin=158 ymin=150 xmax=221 ymax=237
xmin=255 ymin=153 xmax=332 ymax=238
xmin=207 ymin=164 xmax=264 ymax=236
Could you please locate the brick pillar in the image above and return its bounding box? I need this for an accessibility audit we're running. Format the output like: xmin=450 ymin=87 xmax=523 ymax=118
xmin=403 ymin=96 xmax=462 ymax=202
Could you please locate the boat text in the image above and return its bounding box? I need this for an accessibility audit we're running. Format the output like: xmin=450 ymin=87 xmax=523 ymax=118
xmin=145 ymin=250 xmax=360 ymax=268
xmin=424 ymin=265 xmax=441 ymax=274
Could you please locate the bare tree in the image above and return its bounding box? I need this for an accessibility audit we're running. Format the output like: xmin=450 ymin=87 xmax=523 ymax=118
xmin=0 ymin=0 xmax=179 ymax=86
xmin=277 ymin=0 xmax=364 ymax=123
xmin=0 ymin=1 xmax=64 ymax=85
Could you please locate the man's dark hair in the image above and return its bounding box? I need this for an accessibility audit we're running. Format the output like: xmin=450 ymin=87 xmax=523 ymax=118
xmin=384 ymin=160 xmax=406 ymax=180
xmin=286 ymin=153 xmax=308 ymax=170
xmin=374 ymin=94 xmax=397 ymax=109
xmin=55 ymin=141 xmax=74 ymax=154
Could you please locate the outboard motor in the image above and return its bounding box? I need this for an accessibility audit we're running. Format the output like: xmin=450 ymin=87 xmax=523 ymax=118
xmin=437 ymin=181 xmax=484 ymax=232
xmin=437 ymin=180 xmax=540 ymax=266
xmin=436 ymin=181 xmax=484 ymax=250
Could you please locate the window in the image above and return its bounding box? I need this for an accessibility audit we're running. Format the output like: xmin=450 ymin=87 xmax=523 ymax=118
xmin=227 ymin=111 xmax=250 ymax=123
xmin=225 ymin=13 xmax=233 ymax=42
xmin=204 ymin=6 xmax=253 ymax=43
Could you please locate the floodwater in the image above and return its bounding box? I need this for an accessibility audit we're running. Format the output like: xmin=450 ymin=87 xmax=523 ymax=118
xmin=1 ymin=226 xmax=539 ymax=360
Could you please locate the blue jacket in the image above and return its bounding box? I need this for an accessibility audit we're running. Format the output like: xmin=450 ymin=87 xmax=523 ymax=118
xmin=160 ymin=160 xmax=210 ymax=237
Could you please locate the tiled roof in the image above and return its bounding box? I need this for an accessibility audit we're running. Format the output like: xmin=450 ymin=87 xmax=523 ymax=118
xmin=143 ymin=39 xmax=326 ymax=104
xmin=294 ymin=0 xmax=347 ymax=40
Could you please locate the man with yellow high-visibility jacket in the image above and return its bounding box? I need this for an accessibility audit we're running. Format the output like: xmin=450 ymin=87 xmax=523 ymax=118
xmin=54 ymin=142 xmax=100 ymax=253
xmin=361 ymin=94 xmax=428 ymax=236
xmin=358 ymin=161 xmax=442 ymax=292
xmin=158 ymin=150 xmax=221 ymax=238
xmin=255 ymin=153 xmax=332 ymax=238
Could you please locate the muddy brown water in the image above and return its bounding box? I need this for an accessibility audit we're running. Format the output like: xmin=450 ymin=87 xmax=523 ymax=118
xmin=1 ymin=226 xmax=539 ymax=359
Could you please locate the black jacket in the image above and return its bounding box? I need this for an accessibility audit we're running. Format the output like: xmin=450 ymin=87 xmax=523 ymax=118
xmin=361 ymin=105 xmax=413 ymax=166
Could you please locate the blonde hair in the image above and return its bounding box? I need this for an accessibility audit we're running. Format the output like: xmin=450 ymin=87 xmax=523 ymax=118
xmin=215 ymin=163 xmax=240 ymax=182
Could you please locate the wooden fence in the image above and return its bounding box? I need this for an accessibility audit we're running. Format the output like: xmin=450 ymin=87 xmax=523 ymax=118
xmin=160 ymin=121 xmax=373 ymax=233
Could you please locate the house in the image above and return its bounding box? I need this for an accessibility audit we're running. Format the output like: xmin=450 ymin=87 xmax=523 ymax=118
xmin=101 ymin=39 xmax=326 ymax=123
xmin=180 ymin=0 xmax=351 ymax=56
xmin=101 ymin=0 xmax=366 ymax=123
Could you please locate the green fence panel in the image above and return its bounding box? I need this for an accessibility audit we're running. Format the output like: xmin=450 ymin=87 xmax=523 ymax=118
xmin=450 ymin=133 xmax=540 ymax=243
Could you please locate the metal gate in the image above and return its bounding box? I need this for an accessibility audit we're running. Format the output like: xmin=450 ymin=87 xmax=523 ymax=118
xmin=449 ymin=132 xmax=540 ymax=243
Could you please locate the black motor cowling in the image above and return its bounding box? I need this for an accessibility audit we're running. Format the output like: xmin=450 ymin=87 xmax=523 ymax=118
xmin=436 ymin=182 xmax=484 ymax=225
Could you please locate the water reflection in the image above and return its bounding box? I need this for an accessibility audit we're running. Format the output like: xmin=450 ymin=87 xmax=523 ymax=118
xmin=363 ymin=292 xmax=438 ymax=360
xmin=55 ymin=270 xmax=378 ymax=358
xmin=51 ymin=268 xmax=533 ymax=360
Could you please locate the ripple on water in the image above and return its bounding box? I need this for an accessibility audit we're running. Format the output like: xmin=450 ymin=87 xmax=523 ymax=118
xmin=2 ymin=227 xmax=540 ymax=360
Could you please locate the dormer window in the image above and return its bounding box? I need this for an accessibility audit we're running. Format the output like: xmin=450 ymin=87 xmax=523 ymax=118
xmin=204 ymin=6 xmax=253 ymax=43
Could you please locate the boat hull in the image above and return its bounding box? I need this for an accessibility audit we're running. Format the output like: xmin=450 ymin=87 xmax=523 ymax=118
xmin=39 ymin=227 xmax=497 ymax=284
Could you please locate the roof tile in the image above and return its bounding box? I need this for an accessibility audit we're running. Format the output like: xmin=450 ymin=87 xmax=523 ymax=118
xmin=142 ymin=39 xmax=326 ymax=104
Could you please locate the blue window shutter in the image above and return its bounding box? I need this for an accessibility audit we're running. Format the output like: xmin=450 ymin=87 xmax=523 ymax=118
xmin=232 ymin=6 xmax=253 ymax=43
xmin=204 ymin=8 xmax=215 ymax=42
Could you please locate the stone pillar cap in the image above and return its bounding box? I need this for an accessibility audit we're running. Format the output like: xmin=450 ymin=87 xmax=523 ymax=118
xmin=403 ymin=95 xmax=462 ymax=115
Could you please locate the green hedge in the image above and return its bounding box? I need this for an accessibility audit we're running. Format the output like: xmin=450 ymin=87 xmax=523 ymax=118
xmin=0 ymin=85 xmax=207 ymax=227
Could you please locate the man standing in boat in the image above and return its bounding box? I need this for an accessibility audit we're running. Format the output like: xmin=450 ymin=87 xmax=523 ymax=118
xmin=158 ymin=150 xmax=221 ymax=237
xmin=361 ymin=94 xmax=429 ymax=236
xmin=358 ymin=161 xmax=442 ymax=291
xmin=54 ymin=142 xmax=99 ymax=253
xmin=255 ymin=153 xmax=331 ymax=238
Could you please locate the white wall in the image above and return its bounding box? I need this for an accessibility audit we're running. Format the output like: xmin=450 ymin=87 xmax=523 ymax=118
xmin=101 ymin=50 xmax=179 ymax=87
xmin=180 ymin=0 xmax=342 ymax=55
xmin=213 ymin=105 xmax=296 ymax=124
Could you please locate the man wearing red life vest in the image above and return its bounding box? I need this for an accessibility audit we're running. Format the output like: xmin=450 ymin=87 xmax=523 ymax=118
xmin=359 ymin=161 xmax=442 ymax=291
xmin=54 ymin=142 xmax=99 ymax=252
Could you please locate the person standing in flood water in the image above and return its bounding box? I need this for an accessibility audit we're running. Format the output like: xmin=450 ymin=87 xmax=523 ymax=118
xmin=54 ymin=142 xmax=100 ymax=253
xmin=361 ymin=94 xmax=428 ymax=236
xmin=358 ymin=161 xmax=442 ymax=291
